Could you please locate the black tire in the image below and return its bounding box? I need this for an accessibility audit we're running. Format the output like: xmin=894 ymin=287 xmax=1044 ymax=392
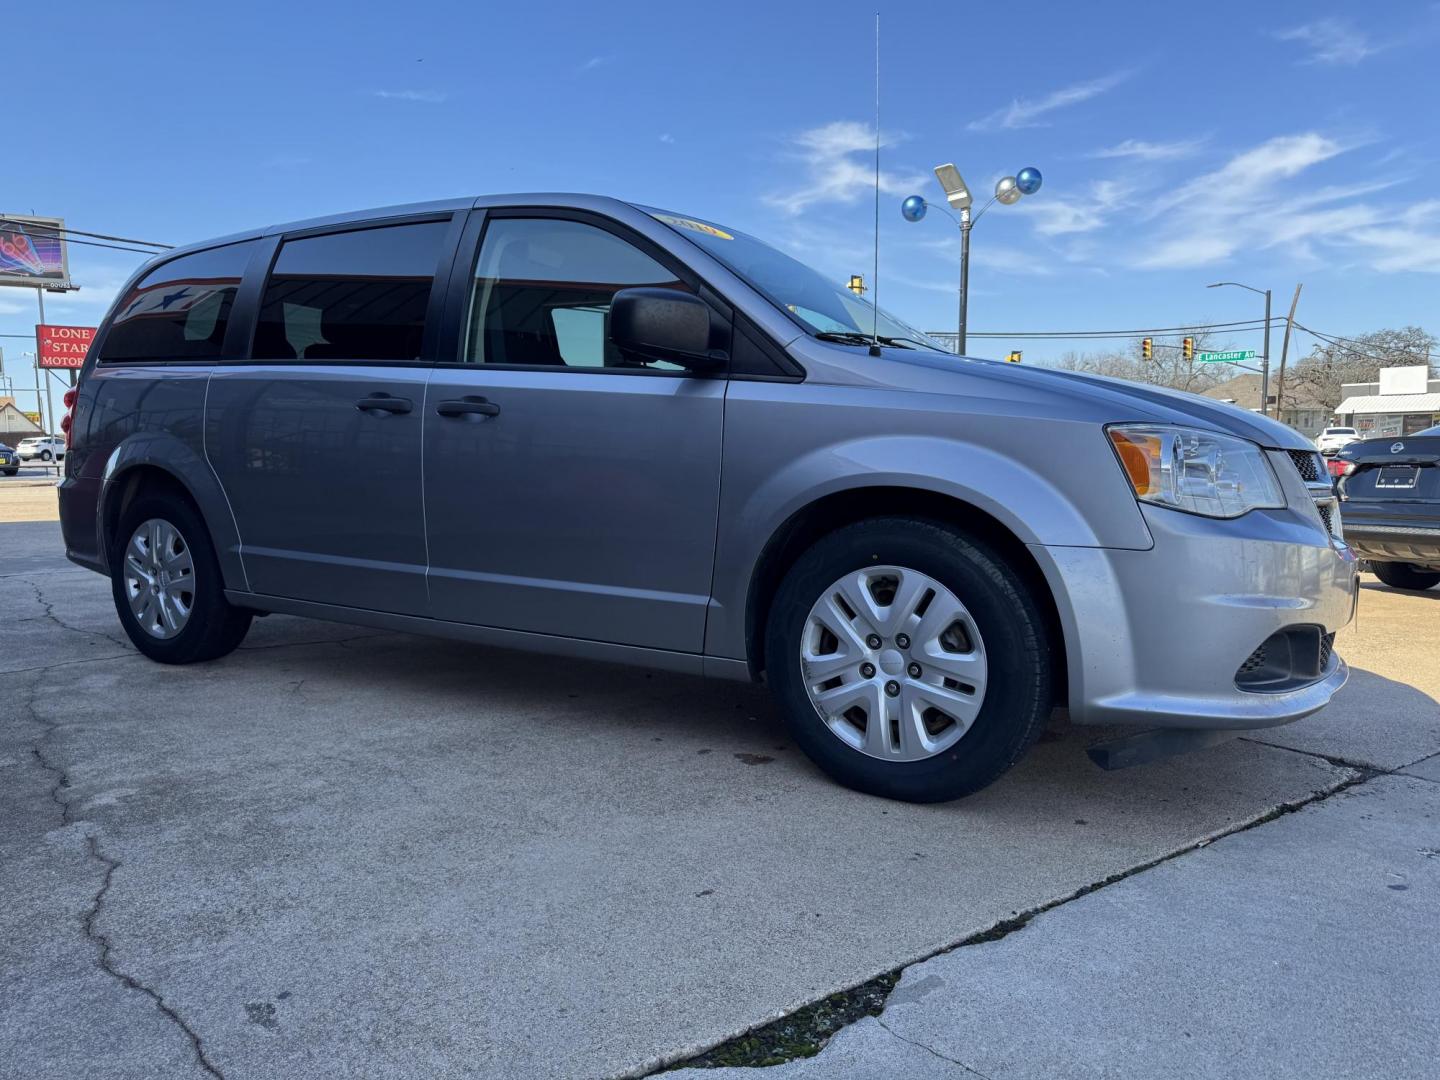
xmin=39 ymin=450 xmax=53 ymax=462
xmin=111 ymin=493 xmax=252 ymax=663
xmin=765 ymin=517 xmax=1052 ymax=803
xmin=2 ymin=469 xmax=16 ymax=477
xmin=1372 ymin=561 xmax=1440 ymax=591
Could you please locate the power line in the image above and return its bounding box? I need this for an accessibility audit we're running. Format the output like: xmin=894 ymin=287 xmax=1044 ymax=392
xmin=1294 ymin=323 xmax=1440 ymax=364
xmin=0 ymin=219 xmax=171 ymax=250
xmin=930 ymin=317 xmax=1281 ymax=341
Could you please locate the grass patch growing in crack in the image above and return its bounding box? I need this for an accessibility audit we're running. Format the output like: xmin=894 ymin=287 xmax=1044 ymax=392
xmin=664 ymin=973 xmax=899 ymax=1070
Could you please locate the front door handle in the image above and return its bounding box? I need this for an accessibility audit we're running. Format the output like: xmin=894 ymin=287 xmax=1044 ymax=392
xmin=435 ymin=396 xmax=501 ymax=419
xmin=356 ymin=393 xmax=412 ymax=415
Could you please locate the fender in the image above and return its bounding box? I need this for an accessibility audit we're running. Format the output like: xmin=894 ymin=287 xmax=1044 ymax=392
xmin=705 ymin=432 xmax=1154 ymax=662
xmin=98 ymin=427 xmax=249 ymax=592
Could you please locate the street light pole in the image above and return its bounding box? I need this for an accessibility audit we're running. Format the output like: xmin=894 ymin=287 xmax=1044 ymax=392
xmin=958 ymin=207 xmax=971 ymax=354
xmin=1261 ymin=288 xmax=1272 ymax=418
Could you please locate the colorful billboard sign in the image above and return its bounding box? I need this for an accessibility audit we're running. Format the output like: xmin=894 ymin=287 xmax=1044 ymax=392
xmin=0 ymin=215 xmax=72 ymax=290
xmin=36 ymin=324 xmax=95 ymax=369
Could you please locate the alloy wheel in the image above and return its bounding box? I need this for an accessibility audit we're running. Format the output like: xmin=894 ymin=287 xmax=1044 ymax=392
xmin=123 ymin=518 xmax=196 ymax=639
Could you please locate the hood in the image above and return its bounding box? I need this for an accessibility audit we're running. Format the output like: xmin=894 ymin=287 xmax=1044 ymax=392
xmin=791 ymin=341 xmax=1315 ymax=451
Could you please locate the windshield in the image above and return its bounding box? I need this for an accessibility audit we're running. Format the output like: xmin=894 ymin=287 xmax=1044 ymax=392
xmin=647 ymin=208 xmax=947 ymax=352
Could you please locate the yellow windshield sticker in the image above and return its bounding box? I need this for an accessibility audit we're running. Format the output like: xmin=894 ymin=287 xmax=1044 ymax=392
xmin=655 ymin=214 xmax=733 ymax=240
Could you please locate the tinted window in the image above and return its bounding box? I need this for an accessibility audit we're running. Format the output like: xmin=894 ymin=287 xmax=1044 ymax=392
xmin=253 ymin=221 xmax=448 ymax=361
xmin=100 ymin=241 xmax=254 ymax=361
xmin=464 ymin=218 xmax=687 ymax=369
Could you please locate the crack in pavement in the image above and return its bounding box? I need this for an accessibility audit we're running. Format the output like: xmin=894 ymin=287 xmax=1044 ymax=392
xmin=653 ymin=765 xmax=1373 ymax=1077
xmin=23 ymin=577 xmax=130 ymax=649
xmin=20 ymin=671 xmax=226 ymax=1080
xmin=875 ymin=1016 xmax=997 ymax=1079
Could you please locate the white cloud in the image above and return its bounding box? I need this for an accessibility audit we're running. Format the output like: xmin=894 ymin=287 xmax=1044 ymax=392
xmin=1021 ymin=178 xmax=1134 ymax=237
xmin=765 ymin=121 xmax=926 ymax=216
xmin=967 ymin=71 xmax=1129 ymax=132
xmin=1275 ymin=18 xmax=1383 ymax=65
xmin=577 ymin=56 xmax=610 ymax=74
xmin=658 ymin=133 xmax=675 ymax=144
xmin=1090 ymin=137 xmax=1207 ymax=161
xmin=373 ymin=89 xmax=447 ymax=103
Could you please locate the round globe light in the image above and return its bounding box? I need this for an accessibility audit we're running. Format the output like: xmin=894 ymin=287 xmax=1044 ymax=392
xmin=995 ymin=176 xmax=1022 ymax=205
xmin=1015 ymin=166 xmax=1043 ymax=195
xmin=901 ymin=195 xmax=928 ymax=222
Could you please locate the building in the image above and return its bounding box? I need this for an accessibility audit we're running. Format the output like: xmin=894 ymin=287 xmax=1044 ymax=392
xmin=0 ymin=398 xmax=45 ymax=441
xmin=1334 ymin=366 xmax=1440 ymax=437
xmin=1199 ymin=373 xmax=1331 ymax=438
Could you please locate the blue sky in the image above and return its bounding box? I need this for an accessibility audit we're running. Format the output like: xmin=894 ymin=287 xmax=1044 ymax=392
xmin=4 ymin=0 xmax=1440 ymax=391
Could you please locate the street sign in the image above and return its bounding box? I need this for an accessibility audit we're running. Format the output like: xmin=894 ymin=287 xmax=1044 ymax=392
xmin=1195 ymin=349 xmax=1256 ymax=364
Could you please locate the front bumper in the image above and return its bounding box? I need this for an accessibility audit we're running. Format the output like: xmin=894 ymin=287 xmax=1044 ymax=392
xmin=1032 ymin=501 xmax=1356 ymax=730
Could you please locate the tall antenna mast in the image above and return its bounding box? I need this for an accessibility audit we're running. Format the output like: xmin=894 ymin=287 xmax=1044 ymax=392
xmin=870 ymin=11 xmax=882 ymax=357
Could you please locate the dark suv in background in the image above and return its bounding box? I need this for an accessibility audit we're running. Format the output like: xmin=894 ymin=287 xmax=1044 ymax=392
xmin=1337 ymin=424 xmax=1440 ymax=590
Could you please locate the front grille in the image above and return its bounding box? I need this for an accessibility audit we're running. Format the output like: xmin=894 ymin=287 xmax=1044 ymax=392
xmin=1319 ymin=632 xmax=1335 ymax=670
xmin=1318 ymin=503 xmax=1333 ymax=533
xmin=1286 ymin=449 xmax=1322 ymax=482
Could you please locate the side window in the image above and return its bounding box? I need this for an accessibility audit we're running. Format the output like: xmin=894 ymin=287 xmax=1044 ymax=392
xmin=253 ymin=221 xmax=448 ymax=361
xmin=100 ymin=241 xmax=254 ymax=362
xmin=464 ymin=218 xmax=689 ymax=370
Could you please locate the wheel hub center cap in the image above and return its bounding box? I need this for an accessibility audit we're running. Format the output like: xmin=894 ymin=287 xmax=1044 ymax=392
xmin=878 ymin=649 xmax=905 ymax=675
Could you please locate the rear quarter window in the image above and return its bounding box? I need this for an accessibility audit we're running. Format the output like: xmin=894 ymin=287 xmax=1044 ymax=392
xmin=99 ymin=241 xmax=255 ymax=362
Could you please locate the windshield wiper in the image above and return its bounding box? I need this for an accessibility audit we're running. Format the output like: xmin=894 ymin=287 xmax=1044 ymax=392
xmin=814 ymin=331 xmax=917 ymax=350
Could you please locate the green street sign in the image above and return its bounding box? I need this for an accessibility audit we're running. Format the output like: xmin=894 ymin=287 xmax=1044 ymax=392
xmin=1195 ymin=349 xmax=1256 ymax=364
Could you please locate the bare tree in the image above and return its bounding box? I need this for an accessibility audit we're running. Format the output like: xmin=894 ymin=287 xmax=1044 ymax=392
xmin=1049 ymin=327 xmax=1234 ymax=393
xmin=1285 ymin=326 xmax=1437 ymax=410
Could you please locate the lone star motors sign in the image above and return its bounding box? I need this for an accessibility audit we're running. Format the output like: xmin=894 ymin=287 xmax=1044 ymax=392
xmin=36 ymin=324 xmax=95 ymax=369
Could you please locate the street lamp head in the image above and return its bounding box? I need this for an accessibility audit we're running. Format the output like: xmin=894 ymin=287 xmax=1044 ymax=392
xmin=1015 ymin=166 xmax=1043 ymax=195
xmin=900 ymin=195 xmax=928 ymax=222
xmin=933 ymin=163 xmax=973 ymax=210
xmin=994 ymin=175 xmax=1022 ymax=205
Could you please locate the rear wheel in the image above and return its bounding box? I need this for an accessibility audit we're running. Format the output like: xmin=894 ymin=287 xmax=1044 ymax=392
xmin=39 ymin=450 xmax=53 ymax=462
xmin=1372 ymin=562 xmax=1440 ymax=591
xmin=111 ymin=493 xmax=252 ymax=663
xmin=765 ymin=517 xmax=1052 ymax=803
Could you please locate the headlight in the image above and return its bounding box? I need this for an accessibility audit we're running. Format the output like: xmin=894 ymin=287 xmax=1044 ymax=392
xmin=1106 ymin=424 xmax=1285 ymax=519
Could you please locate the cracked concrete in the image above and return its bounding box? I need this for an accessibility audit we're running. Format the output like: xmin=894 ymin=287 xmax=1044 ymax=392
xmin=4 ymin=504 xmax=1439 ymax=1079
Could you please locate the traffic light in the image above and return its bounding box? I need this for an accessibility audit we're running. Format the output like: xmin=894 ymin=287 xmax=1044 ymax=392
xmin=1182 ymin=337 xmax=1194 ymax=361
xmin=1141 ymin=338 xmax=1153 ymax=361
xmin=1006 ymin=351 xmax=1022 ymax=363
xmin=847 ymin=274 xmax=867 ymax=295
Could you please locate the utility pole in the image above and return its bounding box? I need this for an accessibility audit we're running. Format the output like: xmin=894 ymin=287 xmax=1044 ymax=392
xmin=37 ymin=289 xmax=55 ymax=436
xmin=1275 ymin=284 xmax=1303 ymax=424
xmin=957 ymin=206 xmax=971 ymax=354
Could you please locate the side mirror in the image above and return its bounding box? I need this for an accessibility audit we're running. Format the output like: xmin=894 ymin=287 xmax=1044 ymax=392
xmin=609 ymin=287 xmax=726 ymax=371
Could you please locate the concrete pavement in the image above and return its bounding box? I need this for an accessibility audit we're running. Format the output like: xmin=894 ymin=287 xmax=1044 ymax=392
xmin=3 ymin=486 xmax=1438 ymax=1079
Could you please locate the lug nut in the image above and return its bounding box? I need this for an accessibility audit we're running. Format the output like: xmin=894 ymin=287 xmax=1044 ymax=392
xmin=907 ymin=662 xmax=922 ymax=678
xmin=866 ymin=634 xmax=882 ymax=649
xmin=896 ymin=633 xmax=910 ymax=649
xmin=885 ymin=680 xmax=900 ymax=697
xmin=860 ymin=662 xmax=876 ymax=678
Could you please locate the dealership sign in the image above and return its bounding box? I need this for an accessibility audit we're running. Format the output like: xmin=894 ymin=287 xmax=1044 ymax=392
xmin=36 ymin=324 xmax=95 ymax=369
xmin=0 ymin=216 xmax=73 ymax=290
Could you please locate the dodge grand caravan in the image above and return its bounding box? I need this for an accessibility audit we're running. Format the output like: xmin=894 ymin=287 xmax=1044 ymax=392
xmin=58 ymin=194 xmax=1357 ymax=802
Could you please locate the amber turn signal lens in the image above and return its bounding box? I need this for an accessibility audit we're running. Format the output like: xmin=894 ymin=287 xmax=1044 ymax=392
xmin=1107 ymin=429 xmax=1162 ymax=496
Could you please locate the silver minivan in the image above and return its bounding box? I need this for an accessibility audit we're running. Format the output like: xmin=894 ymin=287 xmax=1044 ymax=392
xmin=58 ymin=194 xmax=1357 ymax=801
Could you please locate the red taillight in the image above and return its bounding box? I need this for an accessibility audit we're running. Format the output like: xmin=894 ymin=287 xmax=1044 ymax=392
xmin=62 ymin=387 xmax=78 ymax=448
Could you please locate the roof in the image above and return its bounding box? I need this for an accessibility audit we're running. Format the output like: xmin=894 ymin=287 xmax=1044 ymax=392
xmin=1335 ymin=393 xmax=1440 ymax=415
xmin=1200 ymin=373 xmax=1330 ymax=411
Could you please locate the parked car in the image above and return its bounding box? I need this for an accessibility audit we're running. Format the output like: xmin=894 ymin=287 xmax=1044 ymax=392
xmin=1315 ymin=426 xmax=1360 ymax=455
xmin=1336 ymin=424 xmax=1440 ymax=591
xmin=57 ymin=195 xmax=1356 ymax=802
xmin=16 ymin=435 xmax=65 ymax=463
xmin=0 ymin=442 xmax=18 ymax=476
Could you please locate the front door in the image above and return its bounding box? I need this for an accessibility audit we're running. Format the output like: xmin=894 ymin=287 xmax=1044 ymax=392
xmin=207 ymin=218 xmax=455 ymax=615
xmin=423 ymin=213 xmax=725 ymax=652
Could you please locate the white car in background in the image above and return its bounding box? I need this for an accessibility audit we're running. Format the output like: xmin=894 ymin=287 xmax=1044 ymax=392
xmin=15 ymin=435 xmax=66 ymax=463
xmin=1315 ymin=427 xmax=1360 ymax=455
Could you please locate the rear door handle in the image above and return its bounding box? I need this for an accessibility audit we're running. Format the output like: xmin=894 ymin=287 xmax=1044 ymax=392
xmin=435 ymin=396 xmax=501 ymax=419
xmin=356 ymin=393 xmax=413 ymax=415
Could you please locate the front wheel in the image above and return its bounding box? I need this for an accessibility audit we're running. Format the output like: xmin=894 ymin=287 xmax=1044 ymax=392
xmin=1373 ymin=562 xmax=1440 ymax=591
xmin=765 ymin=517 xmax=1052 ymax=803
xmin=111 ymin=493 xmax=253 ymax=663
xmin=39 ymin=450 xmax=53 ymax=462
